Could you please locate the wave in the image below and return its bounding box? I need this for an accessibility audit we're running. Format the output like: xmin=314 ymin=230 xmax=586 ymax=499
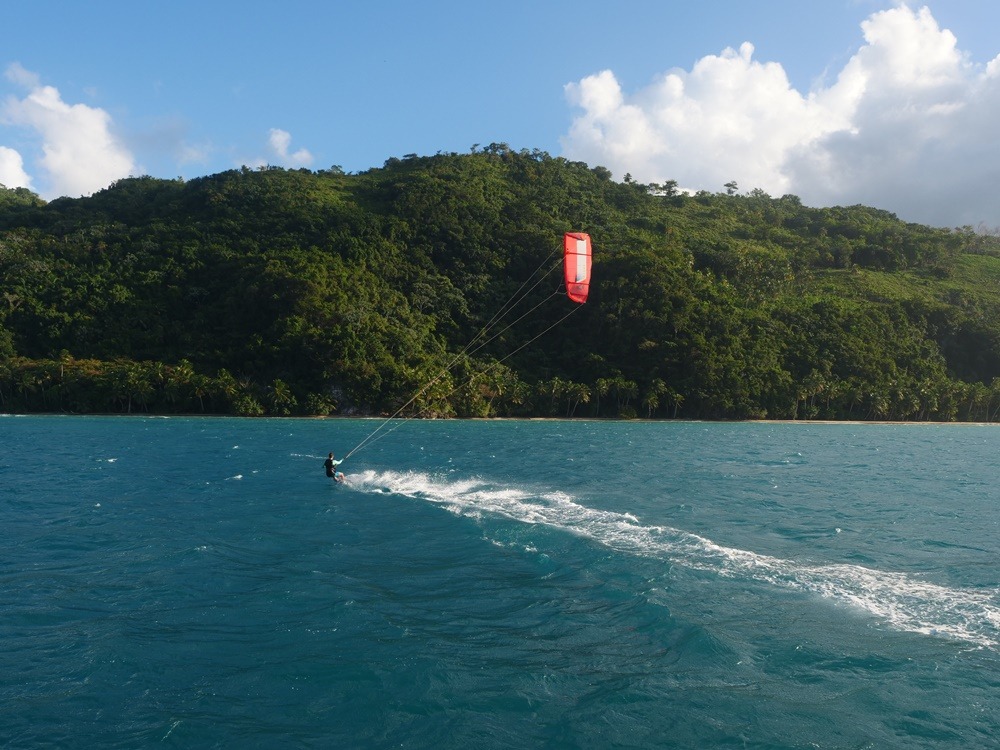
xmin=350 ymin=469 xmax=1000 ymax=649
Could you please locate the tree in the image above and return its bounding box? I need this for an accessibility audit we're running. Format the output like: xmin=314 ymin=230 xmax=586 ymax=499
xmin=642 ymin=379 xmax=668 ymax=418
xmin=0 ymin=153 xmax=996 ymax=422
xmin=266 ymin=378 xmax=297 ymax=416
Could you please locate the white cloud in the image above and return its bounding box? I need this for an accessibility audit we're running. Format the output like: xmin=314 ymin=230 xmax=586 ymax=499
xmin=176 ymin=141 xmax=211 ymax=166
xmin=561 ymin=5 xmax=1000 ymax=227
xmin=2 ymin=64 xmax=135 ymax=198
xmin=5 ymin=62 xmax=40 ymax=89
xmin=268 ymin=128 xmax=313 ymax=168
xmin=126 ymin=115 xmax=212 ymax=171
xmin=0 ymin=145 xmax=32 ymax=189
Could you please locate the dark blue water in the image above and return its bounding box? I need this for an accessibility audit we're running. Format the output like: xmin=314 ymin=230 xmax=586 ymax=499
xmin=2 ymin=416 xmax=999 ymax=748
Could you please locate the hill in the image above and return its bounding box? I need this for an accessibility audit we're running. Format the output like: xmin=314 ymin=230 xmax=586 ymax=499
xmin=3 ymin=145 xmax=1000 ymax=420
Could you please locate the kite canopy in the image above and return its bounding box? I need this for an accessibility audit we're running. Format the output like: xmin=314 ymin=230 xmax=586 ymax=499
xmin=563 ymin=232 xmax=592 ymax=304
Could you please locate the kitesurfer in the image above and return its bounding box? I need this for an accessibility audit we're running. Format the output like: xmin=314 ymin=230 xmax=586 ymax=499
xmin=324 ymin=452 xmax=344 ymax=482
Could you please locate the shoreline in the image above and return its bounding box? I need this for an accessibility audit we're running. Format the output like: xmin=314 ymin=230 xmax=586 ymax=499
xmin=3 ymin=411 xmax=999 ymax=426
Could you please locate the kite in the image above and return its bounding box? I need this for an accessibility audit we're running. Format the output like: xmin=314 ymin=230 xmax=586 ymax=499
xmin=563 ymin=232 xmax=592 ymax=304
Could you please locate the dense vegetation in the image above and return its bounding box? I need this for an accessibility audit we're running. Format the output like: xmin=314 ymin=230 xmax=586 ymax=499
xmin=3 ymin=144 xmax=1000 ymax=420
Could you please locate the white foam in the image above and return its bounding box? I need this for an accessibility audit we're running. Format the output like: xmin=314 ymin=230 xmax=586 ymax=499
xmin=353 ymin=469 xmax=1000 ymax=649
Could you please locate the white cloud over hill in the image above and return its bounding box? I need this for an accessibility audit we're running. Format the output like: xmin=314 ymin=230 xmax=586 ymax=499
xmin=561 ymin=5 xmax=1000 ymax=228
xmin=2 ymin=63 xmax=135 ymax=198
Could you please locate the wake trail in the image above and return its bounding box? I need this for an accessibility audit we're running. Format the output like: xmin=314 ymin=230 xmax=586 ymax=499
xmin=351 ymin=469 xmax=1000 ymax=650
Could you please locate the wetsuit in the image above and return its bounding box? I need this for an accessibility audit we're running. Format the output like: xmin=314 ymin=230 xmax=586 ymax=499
xmin=324 ymin=456 xmax=343 ymax=478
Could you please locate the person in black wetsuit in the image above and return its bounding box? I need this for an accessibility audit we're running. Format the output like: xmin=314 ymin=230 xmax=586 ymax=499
xmin=323 ymin=452 xmax=344 ymax=481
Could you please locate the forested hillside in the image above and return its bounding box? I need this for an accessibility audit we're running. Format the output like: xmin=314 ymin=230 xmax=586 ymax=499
xmin=3 ymin=144 xmax=1000 ymax=420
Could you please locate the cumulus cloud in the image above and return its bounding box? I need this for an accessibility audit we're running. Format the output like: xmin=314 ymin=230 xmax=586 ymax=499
xmin=2 ymin=63 xmax=135 ymax=198
xmin=0 ymin=145 xmax=32 ymax=189
xmin=268 ymin=128 xmax=313 ymax=168
xmin=561 ymin=4 xmax=1000 ymax=227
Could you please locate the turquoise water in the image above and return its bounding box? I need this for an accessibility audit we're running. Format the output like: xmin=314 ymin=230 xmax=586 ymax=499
xmin=2 ymin=416 xmax=999 ymax=748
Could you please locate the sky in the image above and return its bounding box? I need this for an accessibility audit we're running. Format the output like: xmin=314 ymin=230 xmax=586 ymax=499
xmin=2 ymin=1 xmax=1000 ymax=228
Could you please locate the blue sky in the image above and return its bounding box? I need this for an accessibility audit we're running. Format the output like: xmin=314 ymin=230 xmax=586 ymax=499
xmin=3 ymin=1 xmax=1000 ymax=228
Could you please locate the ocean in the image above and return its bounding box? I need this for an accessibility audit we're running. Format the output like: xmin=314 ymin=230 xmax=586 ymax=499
xmin=2 ymin=415 xmax=998 ymax=748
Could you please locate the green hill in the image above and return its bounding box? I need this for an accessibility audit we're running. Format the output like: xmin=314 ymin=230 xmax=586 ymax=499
xmin=3 ymin=145 xmax=1000 ymax=420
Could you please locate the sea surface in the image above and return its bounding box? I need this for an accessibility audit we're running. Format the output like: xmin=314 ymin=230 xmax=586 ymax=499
xmin=2 ymin=415 xmax=999 ymax=748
